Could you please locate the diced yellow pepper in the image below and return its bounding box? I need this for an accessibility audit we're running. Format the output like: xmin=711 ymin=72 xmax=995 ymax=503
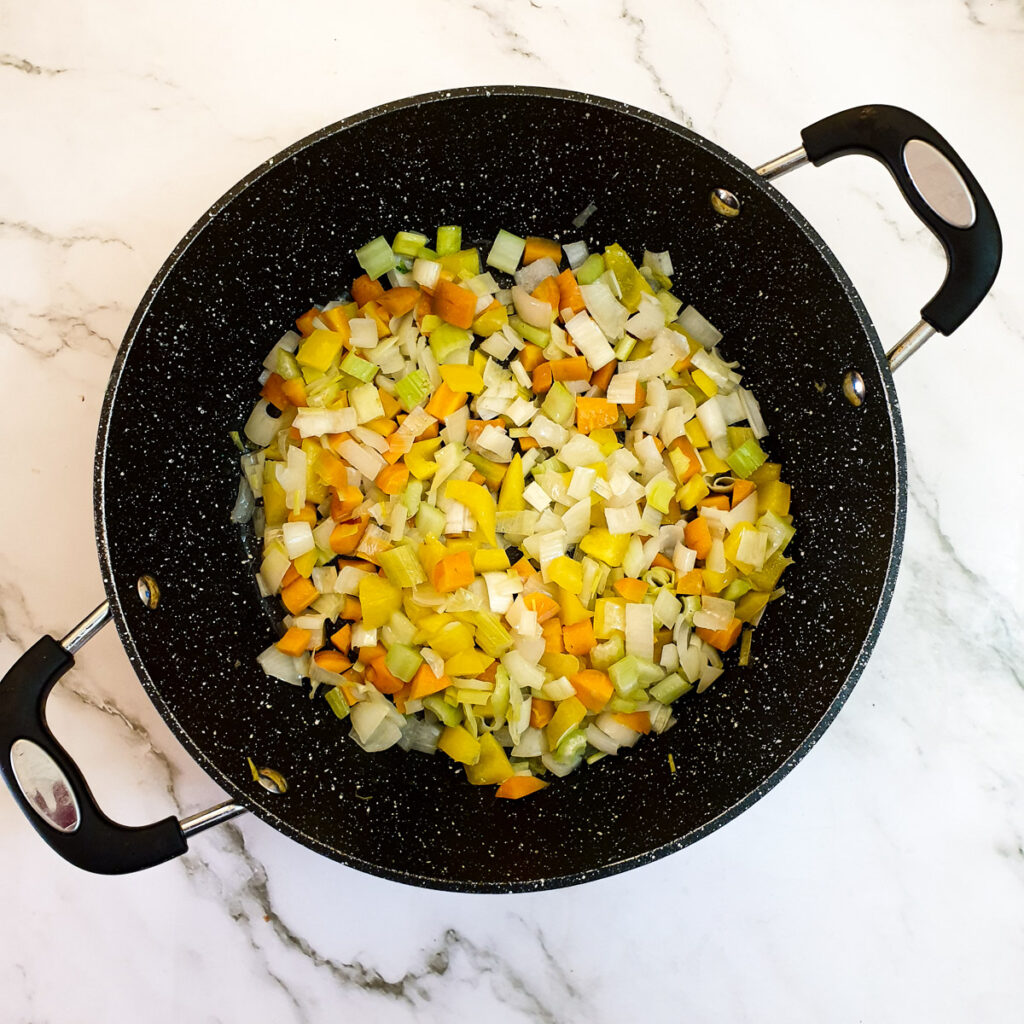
xmin=415 ymin=611 xmax=454 ymax=641
xmin=723 ymin=522 xmax=758 ymax=574
xmin=699 ymin=448 xmax=730 ymax=474
xmin=668 ymin=448 xmax=694 ymax=484
xmin=473 ymin=548 xmax=511 ymax=572
xmin=546 ymin=695 xmax=587 ymax=748
xmin=455 ymin=688 xmax=492 ymax=705
xmin=301 ymin=438 xmax=328 ymax=504
xmin=684 ymin=418 xmax=709 ymax=448
xmin=677 ymin=476 xmax=710 ymax=511
xmin=757 ymin=479 xmax=791 ymax=516
xmin=547 ymin=555 xmax=583 ymax=595
xmin=445 ymin=479 xmax=497 ymax=546
xmin=417 ymin=539 xmax=446 ymax=577
xmin=292 ymin=548 xmax=318 ymax=579
xmin=438 ymin=725 xmax=481 ymax=765
xmin=431 ymin=621 xmax=476 ymax=660
xmin=579 ymin=528 xmax=631 ymax=567
xmin=464 ymin=732 xmax=513 ymax=785
xmin=556 ymin=586 xmax=593 ymax=626
xmin=750 ymin=461 xmax=781 ymax=485
xmin=539 ymin=652 xmax=580 ymax=678
xmin=472 ymin=303 xmax=509 ymax=337
xmin=735 ymin=590 xmax=771 ymax=623
xmin=497 ymin=454 xmax=526 ymax=512
xmin=420 ymin=314 xmax=442 ymax=334
xmin=588 ymin=428 xmax=620 ymax=457
xmin=691 ymin=368 xmax=718 ymax=397
xmin=405 ymin=438 xmax=443 ymax=480
xmin=603 ymin=243 xmax=653 ymax=313
xmin=362 ymin=417 xmax=398 ymax=436
xmin=296 ymin=329 xmax=343 ymax=373
xmin=700 ymin=567 xmax=737 ymax=594
xmin=445 ymin=649 xmax=495 ymax=677
xmin=440 ymin=364 xmax=485 ymax=394
xmin=594 ymin=597 xmax=626 ymax=638
xmin=358 ymin=574 xmax=402 ymax=629
xmin=262 ymin=473 xmax=287 ymax=527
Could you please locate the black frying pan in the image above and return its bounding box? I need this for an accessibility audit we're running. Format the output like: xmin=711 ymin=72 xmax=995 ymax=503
xmin=0 ymin=87 xmax=1000 ymax=890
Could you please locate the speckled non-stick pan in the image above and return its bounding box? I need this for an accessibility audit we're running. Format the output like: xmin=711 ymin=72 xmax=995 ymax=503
xmin=0 ymin=87 xmax=1000 ymax=889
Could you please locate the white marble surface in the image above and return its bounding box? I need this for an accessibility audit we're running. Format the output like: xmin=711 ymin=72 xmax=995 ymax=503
xmin=2 ymin=1 xmax=1022 ymax=1021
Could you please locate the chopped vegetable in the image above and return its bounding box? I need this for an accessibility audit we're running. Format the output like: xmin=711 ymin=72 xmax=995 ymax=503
xmin=241 ymin=227 xmax=795 ymax=798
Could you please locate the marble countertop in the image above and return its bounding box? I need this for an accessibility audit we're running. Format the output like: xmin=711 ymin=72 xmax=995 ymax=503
xmin=2 ymin=2 xmax=1022 ymax=1021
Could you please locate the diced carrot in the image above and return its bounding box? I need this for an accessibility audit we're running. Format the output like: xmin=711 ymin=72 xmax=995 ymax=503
xmin=260 ymin=372 xmax=291 ymax=411
xmin=590 ymin=358 xmax=616 ymax=392
xmin=522 ymin=591 xmax=560 ymax=623
xmin=531 ymin=276 xmax=561 ymax=316
xmin=281 ymin=377 xmax=307 ymax=407
xmin=431 ymin=550 xmax=474 ymax=594
xmin=288 ymin=426 xmax=303 ymax=444
xmin=366 ymin=656 xmax=404 ymax=695
xmin=281 ymin=563 xmax=301 ymax=589
xmin=575 ymin=396 xmax=618 ymax=433
xmin=562 ymin=619 xmax=596 ymax=656
xmin=549 ymin=356 xmax=591 ymax=382
xmin=354 ymin=644 xmax=385 ymax=665
xmin=518 ymin=344 xmax=546 ymax=373
xmin=651 ymin=436 xmax=665 ymax=454
xmin=315 ymin=650 xmax=352 ymax=674
xmin=433 ymin=279 xmax=478 ymax=329
xmin=326 ymin=431 xmax=353 ymax=451
xmin=613 ymin=577 xmax=648 ymax=602
xmin=669 ymin=435 xmax=701 ymax=483
xmin=612 ymin=711 xmax=651 ymax=734
xmin=531 ymin=362 xmax=553 ymax=395
xmin=529 ymin=698 xmax=554 ymax=728
xmin=414 ymin=289 xmax=433 ymax=325
xmin=319 ymin=306 xmax=351 ymax=341
xmin=340 ymin=681 xmax=361 ymax=706
xmin=523 ymin=236 xmax=562 ymax=265
xmin=621 ymin=383 xmax=646 ymax=419
xmin=698 ymin=495 xmax=731 ymax=512
xmin=512 ymin=557 xmax=534 ymax=581
xmin=697 ymin=618 xmax=743 ymax=652
xmin=518 ymin=436 xmax=539 ymax=451
xmin=541 ymin=618 xmax=564 ymax=654
xmin=495 ymin=775 xmax=549 ymax=799
xmin=469 ymin=470 xmax=487 ymax=487
xmin=555 ymin=267 xmax=585 ymax=318
xmin=351 ymin=274 xmax=384 ymax=306
xmin=330 ymin=515 xmax=369 ymax=556
xmin=281 ymin=577 xmax=318 ymax=615
xmin=330 ymin=485 xmax=363 ymax=520
xmin=651 ymin=553 xmax=674 ymax=572
xmin=684 ymin=517 xmax=712 ymax=560
xmin=275 ymin=626 xmax=311 ymax=657
xmin=287 ymin=504 xmax=317 ymax=525
xmin=330 ymin=624 xmax=352 ymax=653
xmin=317 ymin=450 xmax=350 ymax=491
xmin=570 ymin=669 xmax=614 ymax=712
xmin=409 ymin=663 xmax=452 ymax=699
xmin=425 ymin=381 xmax=468 ymax=419
xmin=378 ymin=286 xmax=420 ymax=317
xmin=732 ymin=479 xmax=756 ymax=507
xmin=416 ymin=420 xmax=440 ymax=440
xmin=295 ymin=307 xmax=320 ymax=336
xmin=478 ymin=661 xmax=499 ymax=683
xmin=363 ymin=417 xmax=397 ymax=437
xmin=675 ymin=568 xmax=704 ymax=595
xmin=392 ymin=681 xmax=413 ymax=714
xmin=375 ymin=463 xmax=409 ymax=495
xmin=341 ymin=597 xmax=362 ymax=621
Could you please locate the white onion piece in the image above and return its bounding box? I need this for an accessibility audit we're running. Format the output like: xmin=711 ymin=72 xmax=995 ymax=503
xmin=564 ymin=311 xmax=616 ymax=370
xmin=625 ymin=603 xmax=654 ymax=660
xmin=693 ymin=595 xmax=735 ymax=631
xmin=412 ymin=258 xmax=441 ymax=289
xmin=282 ymin=521 xmax=315 ymax=559
xmin=739 ymin=387 xmax=769 ymax=439
xmin=643 ymin=250 xmax=673 ymax=276
xmin=257 ymin=644 xmax=303 ymax=686
xmin=230 ymin=476 xmax=255 ymax=524
xmin=515 ymin=257 xmax=560 ymax=293
xmin=244 ymin=400 xmax=284 ymax=447
xmin=563 ymin=240 xmax=589 ymax=269
xmin=511 ymin=285 xmax=554 ymax=329
xmin=625 ymin=293 xmax=667 ymax=340
xmin=586 ymin=722 xmax=620 ymax=755
xmin=595 ymin=713 xmax=641 ymax=747
xmin=294 ymin=406 xmax=358 ymax=437
xmin=676 ymin=305 xmax=722 ymax=349
xmin=579 ymin=281 xmax=628 ymax=340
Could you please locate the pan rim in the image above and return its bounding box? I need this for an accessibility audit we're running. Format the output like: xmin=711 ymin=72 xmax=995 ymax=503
xmin=94 ymin=84 xmax=908 ymax=892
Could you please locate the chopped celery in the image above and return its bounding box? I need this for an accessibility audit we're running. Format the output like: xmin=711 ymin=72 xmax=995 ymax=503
xmin=402 ymin=480 xmax=423 ymax=517
xmin=609 ymin=654 xmax=645 ymax=697
xmin=738 ymin=629 xmax=753 ymax=667
xmin=423 ymin=695 xmax=462 ymax=727
xmin=378 ymin=545 xmax=427 ymax=588
xmin=416 ymin=502 xmax=446 ymax=538
xmin=650 ymin=672 xmax=693 ymax=704
xmin=487 ymin=229 xmax=526 ymax=274
xmin=393 ymin=230 xmax=429 ymax=258
xmin=508 ymin=318 xmax=550 ymax=347
xmin=385 ymin=643 xmax=424 ymax=682
xmin=325 ymin=687 xmax=350 ymax=721
xmin=436 ymin=225 xmax=462 ymax=257
xmin=472 ymin=611 xmax=513 ymax=657
xmin=275 ymin=348 xmax=302 ymax=380
xmin=339 ymin=352 xmax=378 ymax=383
xmin=576 ymin=253 xmax=606 ymax=285
xmin=356 ymin=235 xmax=397 ymax=281
xmin=395 ymin=369 xmax=430 ymax=411
xmin=555 ymin=727 xmax=588 ymax=763
xmin=429 ymin=323 xmax=473 ymax=363
xmin=590 ymin=635 xmax=625 ymax=672
xmin=726 ymin=438 xmax=768 ymax=479
xmin=540 ymin=381 xmax=576 ymax=426
xmin=721 ymin=579 xmax=752 ymax=602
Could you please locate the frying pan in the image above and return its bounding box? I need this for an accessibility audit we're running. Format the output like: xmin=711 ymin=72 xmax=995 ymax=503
xmin=0 ymin=87 xmax=1001 ymax=890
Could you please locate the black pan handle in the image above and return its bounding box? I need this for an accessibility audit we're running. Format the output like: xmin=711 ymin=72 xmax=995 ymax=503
xmin=796 ymin=104 xmax=1001 ymax=338
xmin=0 ymin=603 xmax=243 ymax=874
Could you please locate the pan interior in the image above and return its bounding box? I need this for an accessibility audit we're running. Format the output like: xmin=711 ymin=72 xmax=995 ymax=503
xmin=96 ymin=87 xmax=904 ymax=891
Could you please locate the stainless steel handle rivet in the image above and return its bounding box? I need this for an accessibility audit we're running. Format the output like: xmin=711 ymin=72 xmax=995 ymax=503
xmin=710 ymin=188 xmax=741 ymax=217
xmin=137 ymin=575 xmax=160 ymax=610
xmin=843 ymin=371 xmax=866 ymax=407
